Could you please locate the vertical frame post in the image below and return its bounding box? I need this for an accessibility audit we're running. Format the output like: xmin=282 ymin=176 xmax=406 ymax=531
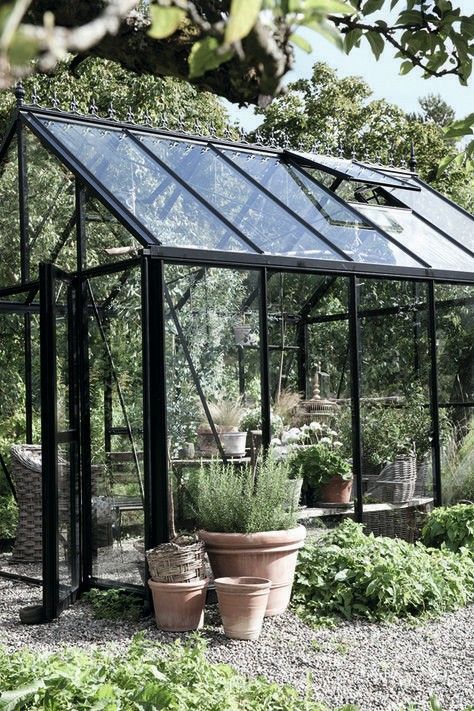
xmin=75 ymin=180 xmax=87 ymax=272
xmin=67 ymin=285 xmax=80 ymax=592
xmin=142 ymin=256 xmax=169 ymax=549
xmin=259 ymin=268 xmax=271 ymax=449
xmin=428 ymin=281 xmax=442 ymax=507
xmin=17 ymin=117 xmax=33 ymax=442
xmin=348 ymin=276 xmax=363 ymax=523
xmin=296 ymin=321 xmax=308 ymax=398
xmin=40 ymin=262 xmax=59 ymax=621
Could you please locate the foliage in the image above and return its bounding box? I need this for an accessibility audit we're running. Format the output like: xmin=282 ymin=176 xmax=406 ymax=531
xmin=0 ymin=1 xmax=472 ymax=107
xmin=441 ymin=416 xmax=474 ymax=505
xmin=0 ymin=634 xmax=352 ymax=711
xmin=196 ymin=454 xmax=298 ymax=533
xmin=338 ymin=387 xmax=449 ymax=469
xmin=255 ymin=62 xmax=474 ymax=213
xmin=82 ymin=588 xmax=143 ymax=622
xmin=288 ymin=444 xmax=352 ymax=491
xmin=0 ymin=494 xmax=17 ymax=539
xmin=205 ymin=398 xmax=245 ymax=430
xmin=293 ymin=519 xmax=474 ymax=623
xmin=273 ymin=389 xmax=302 ymax=426
xmin=240 ymin=408 xmax=284 ymax=437
xmin=421 ymin=504 xmax=474 ymax=553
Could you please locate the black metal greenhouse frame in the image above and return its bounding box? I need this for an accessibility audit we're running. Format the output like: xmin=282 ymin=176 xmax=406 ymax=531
xmin=0 ymin=85 xmax=472 ymax=620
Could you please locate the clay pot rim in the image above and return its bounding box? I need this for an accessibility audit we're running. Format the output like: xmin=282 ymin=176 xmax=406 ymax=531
xmin=198 ymin=524 xmax=306 ymax=548
xmin=148 ymin=577 xmax=209 ymax=591
xmin=215 ymin=576 xmax=272 ymax=590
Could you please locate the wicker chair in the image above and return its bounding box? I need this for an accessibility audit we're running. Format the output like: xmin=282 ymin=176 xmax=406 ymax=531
xmin=10 ymin=445 xmax=71 ymax=563
xmin=367 ymin=455 xmax=417 ymax=504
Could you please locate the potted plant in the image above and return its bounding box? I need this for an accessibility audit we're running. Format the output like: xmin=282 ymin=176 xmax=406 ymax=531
xmin=197 ymin=398 xmax=247 ymax=457
xmin=288 ymin=443 xmax=352 ymax=505
xmin=146 ymin=534 xmax=208 ymax=632
xmin=197 ymin=454 xmax=306 ymax=617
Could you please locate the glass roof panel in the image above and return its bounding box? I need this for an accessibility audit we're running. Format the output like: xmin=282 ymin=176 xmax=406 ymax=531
xmin=36 ymin=117 xmax=255 ymax=253
xmin=287 ymin=150 xmax=417 ymax=190
xmin=385 ymin=176 xmax=474 ymax=253
xmin=137 ymin=134 xmax=341 ymax=260
xmin=355 ymin=204 xmax=474 ymax=272
xmin=223 ymin=149 xmax=422 ymax=268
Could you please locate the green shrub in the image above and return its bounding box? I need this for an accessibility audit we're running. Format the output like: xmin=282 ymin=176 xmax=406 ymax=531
xmin=422 ymin=504 xmax=474 ymax=553
xmin=196 ymin=454 xmax=298 ymax=533
xmin=0 ymin=495 xmax=18 ymax=539
xmin=82 ymin=588 xmax=142 ymax=622
xmin=293 ymin=520 xmax=474 ymax=623
xmin=0 ymin=635 xmax=350 ymax=711
xmin=288 ymin=445 xmax=351 ymax=490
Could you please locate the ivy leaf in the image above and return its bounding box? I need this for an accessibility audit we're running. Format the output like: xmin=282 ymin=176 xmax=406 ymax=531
xmin=225 ymin=0 xmax=262 ymax=45
xmin=188 ymin=37 xmax=233 ymax=79
xmin=365 ymin=30 xmax=384 ymax=59
xmin=148 ymin=5 xmax=185 ymax=39
xmin=290 ymin=33 xmax=313 ymax=53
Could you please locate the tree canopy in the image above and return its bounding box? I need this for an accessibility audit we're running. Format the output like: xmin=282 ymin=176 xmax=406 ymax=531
xmin=0 ymin=1 xmax=472 ymax=107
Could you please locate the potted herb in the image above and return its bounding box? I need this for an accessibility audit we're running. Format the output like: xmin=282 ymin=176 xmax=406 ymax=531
xmin=197 ymin=398 xmax=247 ymax=457
xmin=288 ymin=444 xmax=352 ymax=505
xmin=197 ymin=454 xmax=306 ymax=617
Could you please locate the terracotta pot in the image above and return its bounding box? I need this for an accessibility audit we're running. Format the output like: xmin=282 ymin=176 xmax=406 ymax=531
xmin=318 ymin=475 xmax=353 ymax=504
xmin=148 ymin=578 xmax=208 ymax=632
xmin=215 ymin=576 xmax=271 ymax=641
xmin=199 ymin=525 xmax=306 ymax=617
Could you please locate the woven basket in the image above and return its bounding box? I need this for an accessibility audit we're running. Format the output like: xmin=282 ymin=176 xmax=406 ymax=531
xmin=369 ymin=456 xmax=417 ymax=504
xmin=364 ymin=500 xmax=432 ymax=543
xmin=146 ymin=539 xmax=205 ymax=583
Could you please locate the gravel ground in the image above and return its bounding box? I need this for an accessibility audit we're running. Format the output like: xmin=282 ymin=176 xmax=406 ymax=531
xmin=0 ymin=578 xmax=473 ymax=711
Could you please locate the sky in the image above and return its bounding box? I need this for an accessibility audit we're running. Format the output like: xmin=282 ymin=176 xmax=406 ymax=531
xmin=226 ymin=2 xmax=473 ymax=131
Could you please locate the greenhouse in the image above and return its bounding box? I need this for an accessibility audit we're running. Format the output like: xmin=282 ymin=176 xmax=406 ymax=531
xmin=0 ymin=85 xmax=472 ymax=622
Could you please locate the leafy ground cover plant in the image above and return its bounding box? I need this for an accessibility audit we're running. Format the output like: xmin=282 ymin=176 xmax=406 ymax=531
xmin=421 ymin=504 xmax=474 ymax=553
xmin=0 ymin=635 xmax=353 ymax=711
xmin=196 ymin=454 xmax=298 ymax=533
xmin=0 ymin=495 xmax=17 ymax=540
xmin=293 ymin=520 xmax=474 ymax=623
xmin=82 ymin=588 xmax=142 ymax=622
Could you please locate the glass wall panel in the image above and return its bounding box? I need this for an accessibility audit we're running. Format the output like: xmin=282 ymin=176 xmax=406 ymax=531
xmin=435 ymin=283 xmax=474 ymax=505
xmin=84 ymin=194 xmax=139 ymax=269
xmin=0 ymin=302 xmax=41 ymax=584
xmin=164 ymin=264 xmax=262 ymax=532
xmin=358 ymin=279 xmax=433 ymax=540
xmin=26 ymin=130 xmax=77 ymax=276
xmin=87 ymin=261 xmax=144 ymax=585
xmin=0 ymin=138 xmax=21 ymax=286
xmin=267 ymin=272 xmax=353 ymax=531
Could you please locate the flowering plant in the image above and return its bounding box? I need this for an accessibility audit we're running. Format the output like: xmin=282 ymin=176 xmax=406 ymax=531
xmin=270 ymin=421 xmax=343 ymax=469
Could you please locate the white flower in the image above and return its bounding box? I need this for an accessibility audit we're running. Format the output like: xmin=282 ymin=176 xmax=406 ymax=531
xmin=319 ymin=437 xmax=332 ymax=444
xmin=309 ymin=421 xmax=323 ymax=431
xmin=270 ymin=437 xmax=282 ymax=446
xmin=333 ymin=441 xmax=343 ymax=448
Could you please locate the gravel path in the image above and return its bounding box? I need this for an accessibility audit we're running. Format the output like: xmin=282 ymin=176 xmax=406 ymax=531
xmin=0 ymin=578 xmax=473 ymax=711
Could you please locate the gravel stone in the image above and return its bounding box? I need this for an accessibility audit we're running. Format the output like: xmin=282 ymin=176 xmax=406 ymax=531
xmin=0 ymin=578 xmax=473 ymax=710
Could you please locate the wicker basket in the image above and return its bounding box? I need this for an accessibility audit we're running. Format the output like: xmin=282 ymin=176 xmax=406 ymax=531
xmin=364 ymin=500 xmax=432 ymax=543
xmin=369 ymin=456 xmax=417 ymax=504
xmin=146 ymin=538 xmax=205 ymax=583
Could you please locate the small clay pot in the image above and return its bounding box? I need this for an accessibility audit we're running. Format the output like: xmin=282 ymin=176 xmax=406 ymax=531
xmin=148 ymin=578 xmax=208 ymax=632
xmin=215 ymin=576 xmax=271 ymax=641
xmin=318 ymin=475 xmax=353 ymax=504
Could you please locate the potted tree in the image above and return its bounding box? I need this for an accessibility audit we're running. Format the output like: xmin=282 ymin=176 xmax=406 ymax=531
xmin=197 ymin=398 xmax=247 ymax=457
xmin=288 ymin=443 xmax=352 ymax=505
xmin=197 ymin=454 xmax=306 ymax=617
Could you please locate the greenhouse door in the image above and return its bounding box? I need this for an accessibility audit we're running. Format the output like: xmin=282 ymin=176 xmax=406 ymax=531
xmin=39 ymin=263 xmax=81 ymax=621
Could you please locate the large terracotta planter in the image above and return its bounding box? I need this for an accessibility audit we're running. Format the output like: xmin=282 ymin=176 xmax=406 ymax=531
xmin=148 ymin=578 xmax=208 ymax=632
xmin=318 ymin=475 xmax=353 ymax=504
xmin=215 ymin=576 xmax=271 ymax=641
xmin=199 ymin=525 xmax=306 ymax=616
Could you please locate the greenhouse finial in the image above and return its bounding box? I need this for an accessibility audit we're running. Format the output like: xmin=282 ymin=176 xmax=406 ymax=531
xmin=409 ymin=141 xmax=417 ymax=172
xmin=14 ymin=82 xmax=25 ymax=107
